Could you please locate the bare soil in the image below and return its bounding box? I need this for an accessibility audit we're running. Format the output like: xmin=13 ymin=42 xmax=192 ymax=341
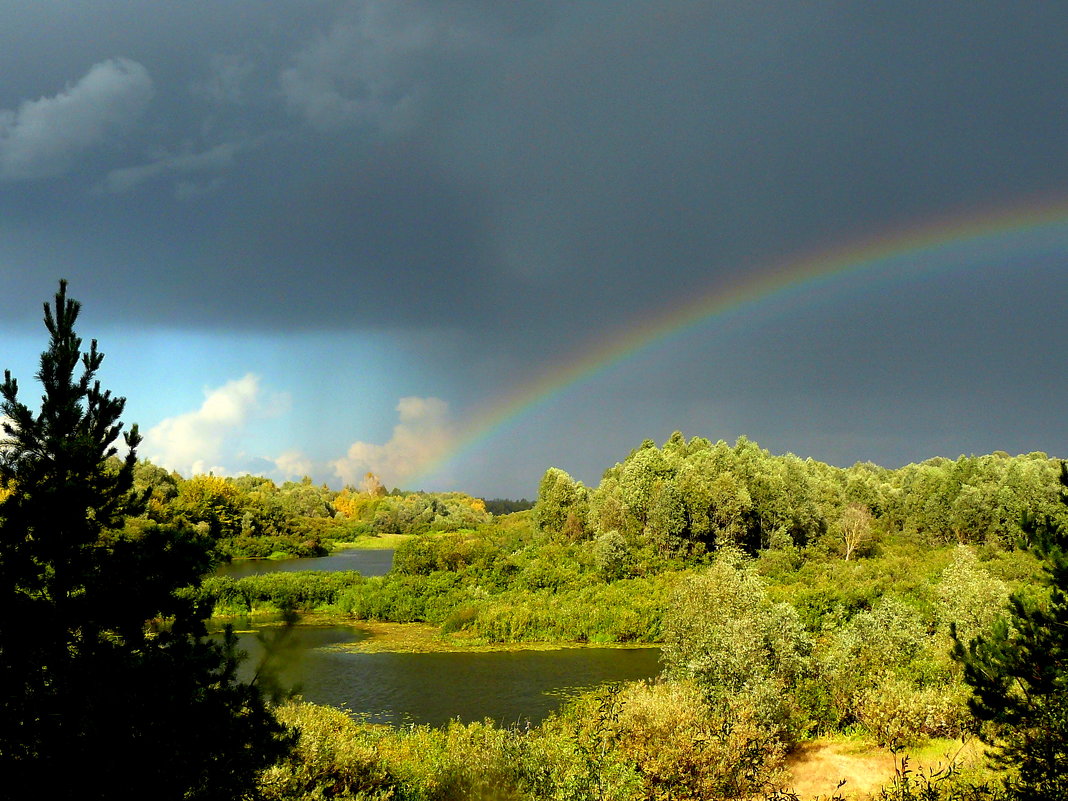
xmin=783 ymin=737 xmax=982 ymax=799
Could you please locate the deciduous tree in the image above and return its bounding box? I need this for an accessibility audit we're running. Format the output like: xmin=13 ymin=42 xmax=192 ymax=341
xmin=839 ymin=502 xmax=874 ymax=561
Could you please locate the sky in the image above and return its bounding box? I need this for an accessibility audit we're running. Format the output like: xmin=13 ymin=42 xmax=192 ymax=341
xmin=2 ymin=1 xmax=1068 ymax=499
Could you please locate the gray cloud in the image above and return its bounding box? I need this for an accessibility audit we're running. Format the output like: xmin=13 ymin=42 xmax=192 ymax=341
xmin=278 ymin=1 xmax=544 ymax=133
xmin=280 ymin=9 xmax=425 ymax=132
xmin=0 ymin=58 xmax=153 ymax=181
xmin=192 ymin=54 xmax=258 ymax=107
xmin=101 ymin=141 xmax=239 ymax=195
xmin=3 ymin=2 xmax=1068 ymax=494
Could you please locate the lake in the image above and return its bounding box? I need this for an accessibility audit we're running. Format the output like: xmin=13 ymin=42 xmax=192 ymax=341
xmin=229 ymin=622 xmax=662 ymax=727
xmin=215 ymin=548 xmax=394 ymax=579
xmin=215 ymin=549 xmax=660 ymax=726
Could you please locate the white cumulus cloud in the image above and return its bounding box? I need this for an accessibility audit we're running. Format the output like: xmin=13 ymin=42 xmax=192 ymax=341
xmin=0 ymin=58 xmax=153 ymax=181
xmin=332 ymin=396 xmax=453 ymax=488
xmin=273 ymin=450 xmax=314 ymax=480
xmin=141 ymin=374 xmax=287 ymax=477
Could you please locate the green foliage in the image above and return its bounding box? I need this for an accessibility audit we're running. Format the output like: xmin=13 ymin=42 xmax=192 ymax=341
xmin=532 ymin=467 xmax=589 ymax=539
xmin=130 ymin=464 xmax=492 ymax=561
xmin=259 ymin=702 xmax=397 ymax=799
xmin=263 ymin=698 xmax=639 ymax=801
xmin=265 ymin=686 xmax=789 ymax=801
xmin=570 ymin=433 xmax=1063 ymax=564
xmin=484 ymin=497 xmax=534 ymax=515
xmin=363 ymin=491 xmax=491 ymax=537
xmin=867 ymin=755 xmax=1011 ymax=801
xmin=935 ymin=547 xmax=1010 ymax=645
xmin=892 ymin=454 xmax=1063 ymax=546
xmin=599 ymin=680 xmax=788 ymax=800
xmin=592 ymin=529 xmax=630 ymax=581
xmin=204 ymin=570 xmax=366 ymax=614
xmin=662 ymin=549 xmax=813 ymax=743
xmin=760 ymin=539 xmax=952 ymax=633
xmin=462 ymin=577 xmax=673 ymax=643
xmin=392 ymin=531 xmax=498 ymax=576
xmin=953 ymin=464 xmax=1068 ymax=800
xmin=0 ymin=281 xmax=290 ymax=798
xmin=822 ymin=597 xmax=967 ymax=746
xmin=337 ymin=572 xmax=468 ymax=624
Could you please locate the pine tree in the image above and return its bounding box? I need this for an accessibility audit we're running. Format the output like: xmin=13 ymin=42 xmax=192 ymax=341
xmin=953 ymin=463 xmax=1068 ymax=800
xmin=0 ymin=281 xmax=290 ymax=799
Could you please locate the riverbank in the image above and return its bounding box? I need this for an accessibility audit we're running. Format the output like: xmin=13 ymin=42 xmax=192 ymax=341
xmin=341 ymin=620 xmax=662 ymax=654
xmin=330 ymin=531 xmax=447 ymax=550
xmin=329 ymin=534 xmax=412 ymax=550
xmin=219 ymin=612 xmax=663 ymax=654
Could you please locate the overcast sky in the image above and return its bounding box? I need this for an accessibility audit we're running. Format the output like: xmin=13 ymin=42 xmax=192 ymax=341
xmin=3 ymin=1 xmax=1068 ymax=498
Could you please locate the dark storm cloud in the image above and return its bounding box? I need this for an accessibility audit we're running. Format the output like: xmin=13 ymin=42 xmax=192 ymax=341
xmin=3 ymin=0 xmax=1068 ymax=496
xmin=1 ymin=1 xmax=1067 ymax=342
xmin=458 ymin=2 xmax=1068 ymax=329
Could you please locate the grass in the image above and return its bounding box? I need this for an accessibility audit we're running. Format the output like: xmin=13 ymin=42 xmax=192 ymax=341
xmin=316 ymin=619 xmax=660 ymax=654
xmin=330 ymin=531 xmax=450 ymax=550
xmin=330 ymin=534 xmax=416 ymax=550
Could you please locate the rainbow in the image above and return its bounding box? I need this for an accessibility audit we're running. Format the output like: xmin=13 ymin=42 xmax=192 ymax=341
xmin=412 ymin=198 xmax=1068 ymax=484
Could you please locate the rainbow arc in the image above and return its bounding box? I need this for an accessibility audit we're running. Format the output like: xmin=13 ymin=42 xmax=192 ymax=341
xmin=412 ymin=198 xmax=1068 ymax=484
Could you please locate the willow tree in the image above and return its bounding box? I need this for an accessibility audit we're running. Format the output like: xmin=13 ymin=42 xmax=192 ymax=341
xmin=0 ymin=281 xmax=289 ymax=799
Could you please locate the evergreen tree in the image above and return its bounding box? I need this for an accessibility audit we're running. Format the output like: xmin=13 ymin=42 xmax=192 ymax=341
xmin=953 ymin=463 xmax=1068 ymax=800
xmin=0 ymin=281 xmax=290 ymax=799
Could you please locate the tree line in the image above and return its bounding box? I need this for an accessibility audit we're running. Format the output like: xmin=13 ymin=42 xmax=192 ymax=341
xmin=131 ymin=463 xmax=492 ymax=559
xmin=2 ymin=282 xmax=1066 ymax=799
xmin=533 ymin=432 xmax=1064 ymax=558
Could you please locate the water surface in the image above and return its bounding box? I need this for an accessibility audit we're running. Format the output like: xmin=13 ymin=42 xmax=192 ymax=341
xmin=215 ymin=548 xmax=394 ymax=579
xmin=230 ymin=623 xmax=661 ymax=727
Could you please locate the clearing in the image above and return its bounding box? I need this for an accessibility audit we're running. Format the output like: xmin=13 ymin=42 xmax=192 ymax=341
xmin=783 ymin=736 xmax=984 ymax=799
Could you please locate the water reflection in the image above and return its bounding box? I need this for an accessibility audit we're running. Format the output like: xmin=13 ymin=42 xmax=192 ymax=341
xmin=214 ymin=548 xmax=394 ymax=579
xmin=227 ymin=622 xmax=661 ymax=727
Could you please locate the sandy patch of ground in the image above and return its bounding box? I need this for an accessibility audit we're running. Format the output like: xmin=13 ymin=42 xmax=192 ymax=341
xmin=783 ymin=737 xmax=982 ymax=799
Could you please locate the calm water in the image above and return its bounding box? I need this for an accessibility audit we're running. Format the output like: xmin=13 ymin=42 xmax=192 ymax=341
xmin=228 ymin=623 xmax=662 ymax=727
xmin=215 ymin=548 xmax=394 ymax=579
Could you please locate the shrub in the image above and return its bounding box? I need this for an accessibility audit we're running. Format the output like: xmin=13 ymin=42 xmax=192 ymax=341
xmin=610 ymin=680 xmax=787 ymax=800
xmin=662 ymin=549 xmax=812 ymax=743
xmin=259 ymin=702 xmax=396 ymax=800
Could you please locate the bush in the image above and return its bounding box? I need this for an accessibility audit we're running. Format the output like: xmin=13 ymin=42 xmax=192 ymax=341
xmin=662 ymin=549 xmax=812 ymax=743
xmin=203 ymin=571 xmax=364 ymax=614
xmin=610 ymin=680 xmax=787 ymax=800
xmin=259 ymin=702 xmax=397 ymax=800
xmin=855 ymin=678 xmax=971 ymax=748
xmin=936 ymin=547 xmax=1010 ymax=644
xmin=822 ymin=597 xmax=968 ymax=742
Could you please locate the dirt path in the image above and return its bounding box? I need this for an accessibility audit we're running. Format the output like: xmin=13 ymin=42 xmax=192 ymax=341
xmin=783 ymin=738 xmax=979 ymax=799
